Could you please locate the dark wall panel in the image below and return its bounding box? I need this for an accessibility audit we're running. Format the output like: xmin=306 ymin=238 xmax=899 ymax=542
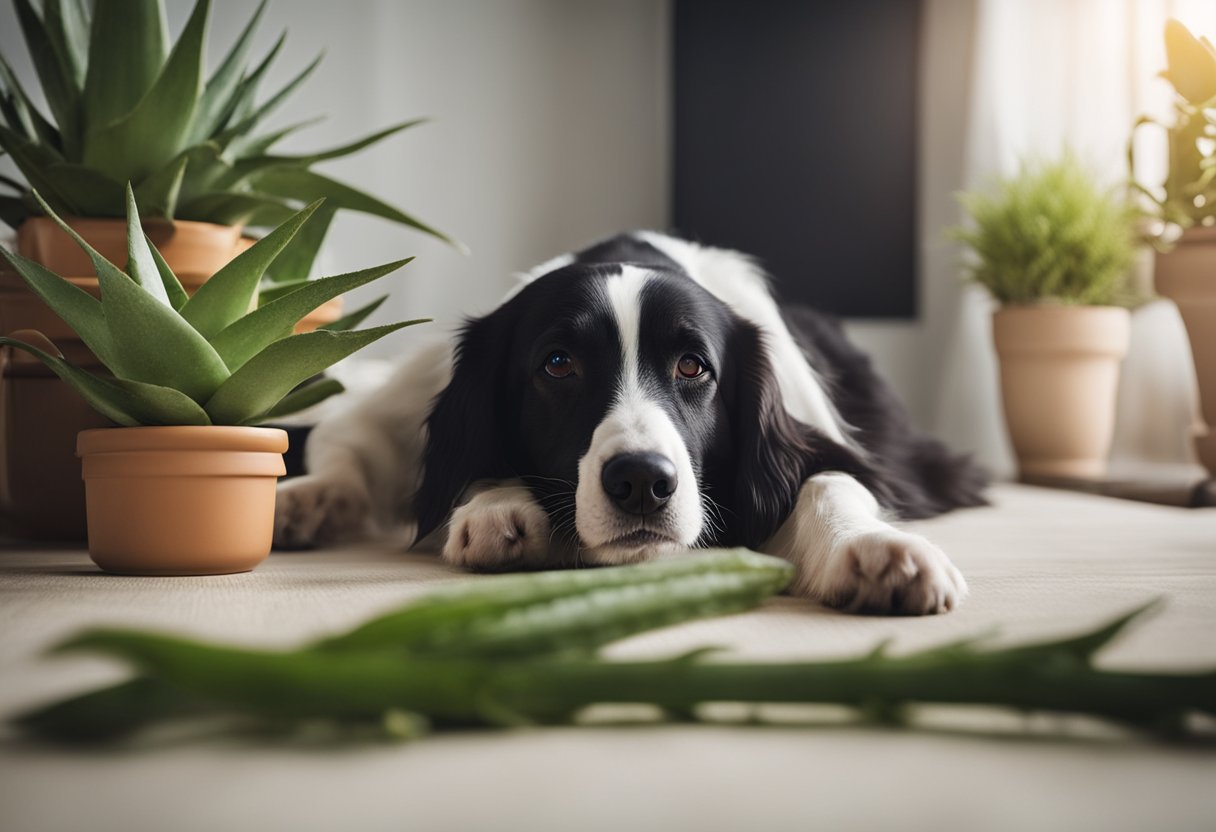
xmin=673 ymin=0 xmax=922 ymax=318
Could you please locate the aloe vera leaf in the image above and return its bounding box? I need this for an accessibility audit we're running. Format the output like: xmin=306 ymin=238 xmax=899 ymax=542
xmin=11 ymin=677 xmax=204 ymax=744
xmin=82 ymin=0 xmax=208 ymax=183
xmin=0 ymin=52 xmax=61 ymax=148
xmin=319 ymin=295 xmax=388 ymax=332
xmin=204 ymin=322 xmax=421 ymax=425
xmin=230 ymin=116 xmax=325 ymax=160
xmin=41 ymin=0 xmax=89 ymax=89
xmin=144 ymin=232 xmax=189 ymax=310
xmin=132 ymin=153 xmax=187 ymax=218
xmin=215 ymin=51 xmax=322 ymax=147
xmin=82 ymin=0 xmax=167 ymax=132
xmin=209 ymin=259 xmax=414 ymax=371
xmin=250 ymin=377 xmax=345 ymax=423
xmin=32 ymin=192 xmax=230 ymax=402
xmin=0 ymin=124 xmax=76 ymax=214
xmin=179 ymin=200 xmax=321 ymax=337
xmin=122 ymin=184 xmax=170 ymax=306
xmin=190 ymin=0 xmax=268 ymax=143
xmin=13 ymin=0 xmax=81 ymax=157
xmin=0 ymin=336 xmax=210 ymax=426
xmin=0 ymin=247 xmax=118 ymax=369
xmin=261 ymin=202 xmax=336 ymax=285
xmin=220 ymin=119 xmax=428 ymax=189
xmin=212 ymin=31 xmax=285 ymax=137
xmin=40 ymin=163 xmax=124 ymax=216
xmin=175 ymin=191 xmax=295 ymax=228
xmin=252 ymin=167 xmax=462 ymax=248
xmin=316 ymin=550 xmax=796 ymax=658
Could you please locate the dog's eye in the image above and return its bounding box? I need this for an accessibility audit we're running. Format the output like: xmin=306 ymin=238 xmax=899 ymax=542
xmin=676 ymin=354 xmax=707 ymax=379
xmin=543 ymin=351 xmax=575 ymax=379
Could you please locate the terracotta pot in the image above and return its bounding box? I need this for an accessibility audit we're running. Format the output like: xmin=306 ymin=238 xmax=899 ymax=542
xmin=17 ymin=215 xmax=244 ymax=290
xmin=2 ymin=216 xmax=244 ymax=540
xmin=76 ymin=427 xmax=288 ymax=576
xmin=1154 ymin=227 xmax=1216 ymax=476
xmin=992 ymin=305 xmax=1130 ymax=480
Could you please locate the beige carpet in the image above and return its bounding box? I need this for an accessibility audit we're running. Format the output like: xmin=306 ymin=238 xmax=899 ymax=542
xmin=1 ymin=483 xmax=1214 ymax=831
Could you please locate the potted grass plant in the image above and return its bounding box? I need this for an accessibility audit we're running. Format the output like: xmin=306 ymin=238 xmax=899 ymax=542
xmin=1132 ymin=19 xmax=1216 ymax=476
xmin=954 ymin=154 xmax=1138 ymax=480
xmin=0 ymin=0 xmax=455 ymax=538
xmin=0 ymin=187 xmax=425 ymax=575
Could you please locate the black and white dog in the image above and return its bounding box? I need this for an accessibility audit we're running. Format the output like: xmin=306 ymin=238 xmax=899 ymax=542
xmin=275 ymin=232 xmax=987 ymax=615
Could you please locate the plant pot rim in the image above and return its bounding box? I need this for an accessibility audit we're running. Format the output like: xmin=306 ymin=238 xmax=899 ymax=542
xmin=993 ymin=303 xmax=1130 ymax=318
xmin=19 ymin=214 xmax=242 ymax=235
xmin=77 ymin=425 xmax=289 ymax=456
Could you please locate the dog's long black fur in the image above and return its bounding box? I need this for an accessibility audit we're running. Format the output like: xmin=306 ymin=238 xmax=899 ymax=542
xmin=416 ymin=234 xmax=987 ymax=550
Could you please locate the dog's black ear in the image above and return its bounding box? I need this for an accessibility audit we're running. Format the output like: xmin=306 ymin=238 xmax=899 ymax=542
xmin=414 ymin=311 xmax=515 ymax=541
xmin=728 ymin=322 xmax=887 ymax=548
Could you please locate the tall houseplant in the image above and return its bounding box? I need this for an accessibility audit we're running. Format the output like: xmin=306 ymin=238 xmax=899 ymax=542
xmin=0 ymin=0 xmax=454 ymax=537
xmin=0 ymin=187 xmax=425 ymax=575
xmin=1133 ymin=19 xmax=1216 ymax=477
xmin=955 ymin=155 xmax=1138 ymax=480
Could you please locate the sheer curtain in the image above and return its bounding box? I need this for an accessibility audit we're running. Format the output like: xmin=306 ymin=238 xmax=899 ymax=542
xmin=930 ymin=0 xmax=1216 ymax=478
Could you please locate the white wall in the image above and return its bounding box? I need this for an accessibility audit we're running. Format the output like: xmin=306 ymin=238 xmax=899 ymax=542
xmin=1 ymin=0 xmax=672 ymax=354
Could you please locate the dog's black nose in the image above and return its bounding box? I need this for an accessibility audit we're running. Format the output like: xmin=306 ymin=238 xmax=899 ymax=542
xmin=601 ymin=452 xmax=678 ymax=514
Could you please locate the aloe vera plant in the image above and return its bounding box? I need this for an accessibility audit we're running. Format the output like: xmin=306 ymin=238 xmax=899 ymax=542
xmin=1130 ymin=19 xmax=1216 ymax=233
xmin=0 ymin=0 xmax=454 ymax=250
xmin=14 ymin=550 xmax=1216 ymax=744
xmin=0 ymin=187 xmax=426 ymax=425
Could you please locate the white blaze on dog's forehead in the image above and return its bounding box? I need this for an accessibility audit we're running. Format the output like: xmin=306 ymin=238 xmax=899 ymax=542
xmin=603 ymin=265 xmax=652 ymax=401
xmin=572 ymin=264 xmax=705 ymax=557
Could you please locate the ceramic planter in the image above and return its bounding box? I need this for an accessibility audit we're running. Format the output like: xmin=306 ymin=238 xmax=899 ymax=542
xmin=1 ymin=216 xmax=245 ymax=540
xmin=76 ymin=426 xmax=288 ymax=576
xmin=1154 ymin=227 xmax=1216 ymax=476
xmin=992 ymin=305 xmax=1130 ymax=480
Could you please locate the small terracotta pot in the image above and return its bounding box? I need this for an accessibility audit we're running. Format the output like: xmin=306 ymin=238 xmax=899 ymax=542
xmin=17 ymin=215 xmax=244 ymax=290
xmin=1154 ymin=228 xmax=1216 ymax=476
xmin=993 ymin=305 xmax=1130 ymax=480
xmin=76 ymin=427 xmax=288 ymax=576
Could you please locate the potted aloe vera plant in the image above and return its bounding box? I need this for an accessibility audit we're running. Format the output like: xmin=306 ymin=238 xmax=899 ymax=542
xmin=0 ymin=0 xmax=454 ymax=538
xmin=955 ymin=154 xmax=1138 ymax=480
xmin=1132 ymin=19 xmax=1216 ymax=477
xmin=0 ymin=187 xmax=425 ymax=575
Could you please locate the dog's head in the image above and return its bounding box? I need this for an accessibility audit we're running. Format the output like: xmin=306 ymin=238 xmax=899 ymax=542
xmin=415 ymin=263 xmax=870 ymax=565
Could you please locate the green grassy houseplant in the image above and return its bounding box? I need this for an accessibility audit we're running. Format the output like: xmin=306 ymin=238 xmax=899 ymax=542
xmin=0 ymin=187 xmax=425 ymax=575
xmin=0 ymin=0 xmax=453 ymax=538
xmin=1133 ymin=19 xmax=1216 ymax=477
xmin=954 ymin=154 xmax=1137 ymax=481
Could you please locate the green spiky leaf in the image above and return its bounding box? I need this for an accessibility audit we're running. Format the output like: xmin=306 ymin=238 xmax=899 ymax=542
xmin=83 ymin=0 xmax=209 ymax=184
xmin=210 ymin=258 xmax=413 ymax=371
xmin=82 ymin=0 xmax=168 ymax=132
xmin=251 ymin=376 xmax=345 ymax=423
xmin=180 ymin=199 xmax=322 ymax=337
xmin=190 ymin=0 xmax=267 ymax=143
xmin=205 ymin=322 xmax=421 ymax=425
xmin=318 ymin=294 xmax=388 ymax=332
xmin=32 ymin=192 xmax=230 ymax=402
xmin=123 ymin=184 xmax=171 ymax=306
xmin=252 ymin=167 xmax=460 ymax=247
xmin=0 ymin=336 xmax=210 ymax=426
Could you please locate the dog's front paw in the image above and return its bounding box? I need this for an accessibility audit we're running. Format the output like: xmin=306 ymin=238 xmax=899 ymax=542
xmin=274 ymin=474 xmax=373 ymax=549
xmin=443 ymin=486 xmax=551 ymax=572
xmin=807 ymin=529 xmax=967 ymax=615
